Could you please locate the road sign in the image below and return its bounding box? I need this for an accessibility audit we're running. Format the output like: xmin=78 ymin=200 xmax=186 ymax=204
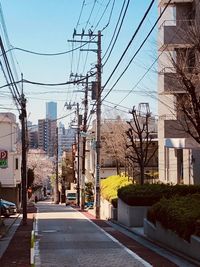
xmin=0 ymin=150 xmax=8 ymax=168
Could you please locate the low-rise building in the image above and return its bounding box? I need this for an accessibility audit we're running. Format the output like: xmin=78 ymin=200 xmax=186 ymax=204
xmin=0 ymin=113 xmax=21 ymax=208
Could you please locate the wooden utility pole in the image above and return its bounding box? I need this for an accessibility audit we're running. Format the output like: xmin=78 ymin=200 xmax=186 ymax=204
xmin=77 ymin=103 xmax=80 ymax=207
xmin=68 ymin=30 xmax=102 ymax=217
xmin=54 ymin=127 xmax=59 ymax=204
xmin=95 ymin=31 xmax=102 ymax=219
xmin=19 ymin=74 xmax=27 ymax=225
xmin=81 ymin=74 xmax=89 ymax=210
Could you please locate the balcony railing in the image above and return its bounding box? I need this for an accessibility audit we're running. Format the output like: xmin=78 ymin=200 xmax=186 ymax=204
xmin=159 ymin=0 xmax=193 ymax=6
xmin=159 ymin=67 xmax=199 ymax=94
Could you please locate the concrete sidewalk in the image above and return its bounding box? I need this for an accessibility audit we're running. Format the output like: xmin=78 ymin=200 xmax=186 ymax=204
xmin=0 ymin=214 xmax=22 ymax=258
xmin=86 ymin=208 xmax=199 ymax=267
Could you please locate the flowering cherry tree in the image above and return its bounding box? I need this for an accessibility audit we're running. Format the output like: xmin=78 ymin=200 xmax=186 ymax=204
xmin=27 ymin=149 xmax=54 ymax=188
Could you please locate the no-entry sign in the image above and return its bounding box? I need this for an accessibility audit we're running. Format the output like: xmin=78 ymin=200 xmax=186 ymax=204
xmin=0 ymin=150 xmax=8 ymax=168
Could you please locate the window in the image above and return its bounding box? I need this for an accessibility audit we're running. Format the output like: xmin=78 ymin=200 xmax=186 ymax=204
xmin=15 ymin=158 xmax=19 ymax=170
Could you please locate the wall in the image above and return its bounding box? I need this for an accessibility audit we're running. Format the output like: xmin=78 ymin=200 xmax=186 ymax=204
xmin=118 ymin=198 xmax=150 ymax=227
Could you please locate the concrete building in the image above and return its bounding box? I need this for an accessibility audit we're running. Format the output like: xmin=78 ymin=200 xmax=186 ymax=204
xmin=28 ymin=123 xmax=38 ymax=149
xmin=0 ymin=113 xmax=21 ymax=207
xmin=58 ymin=123 xmax=76 ymax=158
xmin=46 ymin=101 xmax=57 ymax=120
xmin=158 ymin=0 xmax=200 ymax=184
xmin=38 ymin=119 xmax=56 ymax=157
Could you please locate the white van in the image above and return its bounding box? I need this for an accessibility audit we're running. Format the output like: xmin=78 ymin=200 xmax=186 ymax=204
xmin=65 ymin=191 xmax=77 ymax=206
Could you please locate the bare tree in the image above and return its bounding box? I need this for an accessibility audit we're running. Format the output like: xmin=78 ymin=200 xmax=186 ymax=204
xmin=164 ymin=17 xmax=200 ymax=144
xmin=101 ymin=118 xmax=127 ymax=175
xmin=125 ymin=105 xmax=158 ymax=185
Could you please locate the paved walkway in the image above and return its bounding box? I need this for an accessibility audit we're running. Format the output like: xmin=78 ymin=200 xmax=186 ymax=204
xmin=35 ymin=202 xmax=152 ymax=267
xmin=1 ymin=202 xmax=198 ymax=267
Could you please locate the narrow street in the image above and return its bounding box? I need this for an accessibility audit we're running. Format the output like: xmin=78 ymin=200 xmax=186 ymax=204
xmin=35 ymin=202 xmax=151 ymax=267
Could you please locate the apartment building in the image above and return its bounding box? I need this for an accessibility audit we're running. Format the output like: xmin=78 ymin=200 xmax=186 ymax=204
xmin=158 ymin=0 xmax=200 ymax=184
xmin=28 ymin=123 xmax=38 ymax=149
xmin=58 ymin=123 xmax=76 ymax=158
xmin=38 ymin=119 xmax=56 ymax=157
xmin=46 ymin=101 xmax=57 ymax=120
xmin=0 ymin=113 xmax=21 ymax=207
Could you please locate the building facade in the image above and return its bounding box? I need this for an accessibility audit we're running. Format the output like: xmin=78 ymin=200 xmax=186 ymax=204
xmin=28 ymin=123 xmax=38 ymax=149
xmin=0 ymin=113 xmax=21 ymax=207
xmin=58 ymin=123 xmax=76 ymax=158
xmin=46 ymin=101 xmax=57 ymax=120
xmin=38 ymin=119 xmax=56 ymax=157
xmin=158 ymin=0 xmax=200 ymax=184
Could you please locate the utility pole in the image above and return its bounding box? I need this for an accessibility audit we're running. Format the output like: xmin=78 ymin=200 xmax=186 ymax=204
xmin=77 ymin=103 xmax=80 ymax=207
xmin=19 ymin=74 xmax=27 ymax=225
xmin=95 ymin=31 xmax=102 ymax=219
xmin=54 ymin=126 xmax=59 ymax=204
xmin=65 ymin=101 xmax=81 ymax=207
xmin=68 ymin=30 xmax=102 ymax=218
xmin=81 ymin=74 xmax=89 ymax=210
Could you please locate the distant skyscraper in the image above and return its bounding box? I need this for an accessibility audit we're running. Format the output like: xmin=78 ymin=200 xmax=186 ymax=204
xmin=46 ymin=102 xmax=57 ymax=120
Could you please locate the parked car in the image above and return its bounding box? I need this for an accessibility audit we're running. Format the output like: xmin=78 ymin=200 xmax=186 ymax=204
xmin=65 ymin=191 xmax=77 ymax=206
xmin=0 ymin=199 xmax=17 ymax=217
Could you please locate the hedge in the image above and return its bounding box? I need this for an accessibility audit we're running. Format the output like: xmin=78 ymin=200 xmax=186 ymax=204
xmin=147 ymin=194 xmax=200 ymax=241
xmin=118 ymin=184 xmax=200 ymax=206
xmin=101 ymin=175 xmax=131 ymax=208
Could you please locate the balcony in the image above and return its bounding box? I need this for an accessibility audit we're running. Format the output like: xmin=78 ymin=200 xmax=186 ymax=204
xmin=159 ymin=0 xmax=193 ymax=6
xmin=159 ymin=20 xmax=194 ymax=51
xmin=159 ymin=67 xmax=198 ymax=94
xmin=164 ymin=120 xmax=189 ymax=138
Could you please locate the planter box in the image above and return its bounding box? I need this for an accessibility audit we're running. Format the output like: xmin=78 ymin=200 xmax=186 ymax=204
xmin=144 ymin=218 xmax=200 ymax=262
xmin=100 ymin=198 xmax=117 ymax=220
xmin=118 ymin=198 xmax=150 ymax=227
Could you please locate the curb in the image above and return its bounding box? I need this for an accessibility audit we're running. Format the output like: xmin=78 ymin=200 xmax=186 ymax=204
xmin=30 ymin=229 xmax=35 ymax=266
xmin=109 ymin=219 xmax=200 ymax=267
xmin=0 ymin=213 xmax=21 ymax=239
xmin=30 ymin=214 xmax=36 ymax=266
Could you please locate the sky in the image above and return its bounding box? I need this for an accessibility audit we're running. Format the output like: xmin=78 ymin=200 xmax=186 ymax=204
xmin=0 ymin=0 xmax=158 ymax=127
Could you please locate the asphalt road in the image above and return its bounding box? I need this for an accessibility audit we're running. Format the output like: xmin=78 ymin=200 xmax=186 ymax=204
xmin=35 ymin=202 xmax=152 ymax=267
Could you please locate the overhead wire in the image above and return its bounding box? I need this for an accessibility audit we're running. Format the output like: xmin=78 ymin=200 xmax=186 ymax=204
xmin=102 ymin=0 xmax=126 ymax=60
xmin=93 ymin=0 xmax=115 ymax=32
xmin=87 ymin=0 xmax=156 ymax=121
xmin=102 ymin=0 xmax=130 ymax=67
xmin=0 ymin=3 xmax=20 ymax=82
xmin=87 ymin=0 xmax=173 ymax=126
xmin=101 ymin=0 xmax=172 ymax=103
xmin=102 ymin=0 xmax=156 ymax=91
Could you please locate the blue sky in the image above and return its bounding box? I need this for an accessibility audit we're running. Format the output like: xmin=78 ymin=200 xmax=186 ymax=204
xmin=0 ymin=0 xmax=158 ymax=126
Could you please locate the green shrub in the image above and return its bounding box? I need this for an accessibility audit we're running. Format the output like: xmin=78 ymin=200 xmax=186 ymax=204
xmin=147 ymin=194 xmax=200 ymax=241
xmin=101 ymin=175 xmax=131 ymax=208
xmin=118 ymin=184 xmax=200 ymax=206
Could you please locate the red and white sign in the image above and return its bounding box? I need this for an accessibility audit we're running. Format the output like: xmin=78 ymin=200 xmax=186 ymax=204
xmin=0 ymin=150 xmax=8 ymax=168
xmin=0 ymin=150 xmax=8 ymax=160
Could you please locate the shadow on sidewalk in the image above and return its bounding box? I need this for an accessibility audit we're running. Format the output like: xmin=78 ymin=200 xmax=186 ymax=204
xmin=0 ymin=205 xmax=36 ymax=267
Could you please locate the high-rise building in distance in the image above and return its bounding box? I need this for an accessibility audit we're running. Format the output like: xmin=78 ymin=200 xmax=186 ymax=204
xmin=46 ymin=102 xmax=57 ymax=120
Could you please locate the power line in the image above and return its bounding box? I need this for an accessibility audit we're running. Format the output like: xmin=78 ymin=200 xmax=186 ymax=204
xmin=84 ymin=0 xmax=97 ymax=31
xmin=102 ymin=0 xmax=156 ymax=90
xmin=94 ymin=0 xmax=115 ymax=31
xmin=88 ymin=0 xmax=156 ymax=119
xmin=0 ymin=70 xmax=97 ymax=91
xmin=101 ymin=0 xmax=171 ymax=102
xmin=2 ymin=40 xmax=97 ymax=57
xmin=102 ymin=0 xmax=130 ymax=66
xmin=76 ymin=0 xmax=86 ymax=29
